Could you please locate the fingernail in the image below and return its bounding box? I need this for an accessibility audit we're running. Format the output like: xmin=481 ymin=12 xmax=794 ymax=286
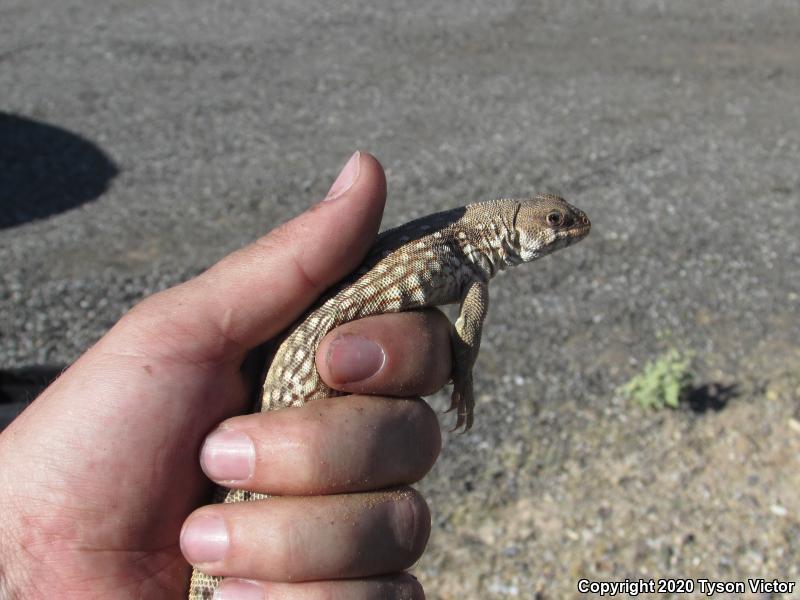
xmin=327 ymin=334 xmax=385 ymax=383
xmin=390 ymin=495 xmax=423 ymax=553
xmin=324 ymin=151 xmax=360 ymax=201
xmin=201 ymin=429 xmax=255 ymax=482
xmin=214 ymin=579 xmax=264 ymax=600
xmin=181 ymin=514 xmax=229 ymax=564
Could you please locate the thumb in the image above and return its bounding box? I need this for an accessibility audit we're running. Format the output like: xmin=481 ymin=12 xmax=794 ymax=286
xmin=107 ymin=151 xmax=387 ymax=362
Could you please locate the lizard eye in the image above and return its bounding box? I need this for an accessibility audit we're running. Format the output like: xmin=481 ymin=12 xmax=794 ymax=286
xmin=546 ymin=211 xmax=564 ymax=227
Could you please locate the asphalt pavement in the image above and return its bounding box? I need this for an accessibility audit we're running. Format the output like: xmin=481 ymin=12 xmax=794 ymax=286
xmin=2 ymin=1 xmax=799 ymax=596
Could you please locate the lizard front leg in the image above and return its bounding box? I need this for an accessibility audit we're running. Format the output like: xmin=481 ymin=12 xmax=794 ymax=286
xmin=449 ymin=278 xmax=489 ymax=430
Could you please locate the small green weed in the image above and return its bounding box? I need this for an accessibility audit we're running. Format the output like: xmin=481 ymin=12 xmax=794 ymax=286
xmin=620 ymin=349 xmax=694 ymax=410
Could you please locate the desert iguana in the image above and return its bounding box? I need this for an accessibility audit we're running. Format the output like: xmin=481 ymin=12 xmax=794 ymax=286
xmin=189 ymin=194 xmax=591 ymax=598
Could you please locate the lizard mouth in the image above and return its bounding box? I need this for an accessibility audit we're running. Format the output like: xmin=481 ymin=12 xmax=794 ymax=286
xmin=569 ymin=212 xmax=591 ymax=237
xmin=568 ymin=223 xmax=591 ymax=238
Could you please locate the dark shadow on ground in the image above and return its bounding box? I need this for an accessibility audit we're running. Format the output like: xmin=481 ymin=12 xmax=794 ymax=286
xmin=0 ymin=365 xmax=64 ymax=404
xmin=687 ymin=382 xmax=739 ymax=413
xmin=0 ymin=113 xmax=118 ymax=228
xmin=0 ymin=365 xmax=65 ymax=430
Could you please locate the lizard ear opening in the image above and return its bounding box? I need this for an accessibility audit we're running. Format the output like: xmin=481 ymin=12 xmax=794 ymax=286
xmin=512 ymin=202 xmax=522 ymax=230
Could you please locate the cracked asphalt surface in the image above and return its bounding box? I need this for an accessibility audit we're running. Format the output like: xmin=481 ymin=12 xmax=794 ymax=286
xmin=2 ymin=1 xmax=799 ymax=597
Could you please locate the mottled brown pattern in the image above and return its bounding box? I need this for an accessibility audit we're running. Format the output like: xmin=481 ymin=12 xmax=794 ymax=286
xmin=189 ymin=195 xmax=590 ymax=597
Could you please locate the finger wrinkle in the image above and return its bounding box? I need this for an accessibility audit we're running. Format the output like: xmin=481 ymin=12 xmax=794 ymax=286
xmin=285 ymin=244 xmax=327 ymax=298
xmin=216 ymin=305 xmax=248 ymax=357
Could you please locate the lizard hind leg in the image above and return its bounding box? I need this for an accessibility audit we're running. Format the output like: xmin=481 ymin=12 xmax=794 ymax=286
xmin=447 ymin=279 xmax=489 ymax=432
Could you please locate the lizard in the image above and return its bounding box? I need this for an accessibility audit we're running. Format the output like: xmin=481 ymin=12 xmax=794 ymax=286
xmin=189 ymin=193 xmax=591 ymax=598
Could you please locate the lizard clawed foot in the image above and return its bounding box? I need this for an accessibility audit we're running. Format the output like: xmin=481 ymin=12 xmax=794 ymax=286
xmin=447 ymin=376 xmax=474 ymax=432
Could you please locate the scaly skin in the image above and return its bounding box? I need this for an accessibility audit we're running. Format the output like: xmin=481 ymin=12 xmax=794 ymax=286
xmin=189 ymin=194 xmax=590 ymax=598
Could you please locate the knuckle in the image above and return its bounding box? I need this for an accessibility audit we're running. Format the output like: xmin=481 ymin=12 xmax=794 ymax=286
xmin=287 ymin=419 xmax=332 ymax=487
xmin=247 ymin=514 xmax=300 ymax=579
xmin=276 ymin=519 xmax=305 ymax=577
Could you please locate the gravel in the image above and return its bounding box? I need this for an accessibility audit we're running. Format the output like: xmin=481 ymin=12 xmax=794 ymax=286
xmin=2 ymin=1 xmax=799 ymax=597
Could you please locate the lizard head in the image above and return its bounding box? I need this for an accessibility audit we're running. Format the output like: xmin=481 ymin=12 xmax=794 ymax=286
xmin=513 ymin=194 xmax=591 ymax=262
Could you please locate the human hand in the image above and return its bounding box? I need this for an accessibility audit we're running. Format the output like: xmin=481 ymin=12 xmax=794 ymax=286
xmin=0 ymin=152 xmax=446 ymax=599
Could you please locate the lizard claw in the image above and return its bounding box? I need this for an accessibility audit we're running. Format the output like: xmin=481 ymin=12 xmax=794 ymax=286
xmin=445 ymin=389 xmax=460 ymax=413
xmin=447 ymin=382 xmax=474 ymax=432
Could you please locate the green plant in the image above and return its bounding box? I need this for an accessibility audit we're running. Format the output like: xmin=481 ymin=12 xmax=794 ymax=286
xmin=620 ymin=349 xmax=694 ymax=410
